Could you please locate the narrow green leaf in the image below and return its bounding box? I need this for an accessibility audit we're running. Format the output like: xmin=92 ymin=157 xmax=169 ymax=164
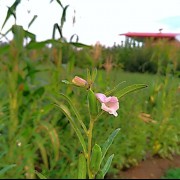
xmin=97 ymin=154 xmax=114 ymax=179
xmin=55 ymin=0 xmax=63 ymax=8
xmin=1 ymin=0 xmax=21 ymax=30
xmin=90 ymin=144 xmax=102 ymax=174
xmin=101 ymin=128 xmax=120 ymax=161
xmin=0 ymin=164 xmax=16 ymax=175
xmin=53 ymin=97 xmax=87 ymax=154
xmin=0 ymin=27 xmax=11 ymax=42
xmin=61 ymin=5 xmax=69 ymax=28
xmin=105 ymin=81 xmax=126 ymax=96
xmin=28 ymin=15 xmax=38 ymax=29
xmin=52 ymin=23 xmax=62 ymax=39
xmin=61 ymin=80 xmax=73 ymax=85
xmin=70 ymin=34 xmax=79 ymax=43
xmin=115 ymin=84 xmax=148 ymax=99
xmin=34 ymin=170 xmax=47 ymax=179
xmin=26 ymin=39 xmax=61 ymax=49
xmin=70 ymin=42 xmax=91 ymax=48
xmin=58 ymin=93 xmax=88 ymax=133
xmin=78 ymin=153 xmax=87 ymax=179
xmin=24 ymin=30 xmax=36 ymax=42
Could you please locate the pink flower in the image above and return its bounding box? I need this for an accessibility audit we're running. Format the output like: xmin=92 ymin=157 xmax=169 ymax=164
xmin=95 ymin=93 xmax=119 ymax=117
xmin=72 ymin=76 xmax=87 ymax=87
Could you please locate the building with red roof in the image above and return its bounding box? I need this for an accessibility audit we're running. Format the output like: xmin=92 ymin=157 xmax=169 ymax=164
xmin=119 ymin=30 xmax=180 ymax=47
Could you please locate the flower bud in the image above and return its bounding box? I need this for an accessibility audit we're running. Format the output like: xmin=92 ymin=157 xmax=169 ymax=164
xmin=72 ymin=76 xmax=87 ymax=87
xmin=88 ymin=89 xmax=98 ymax=117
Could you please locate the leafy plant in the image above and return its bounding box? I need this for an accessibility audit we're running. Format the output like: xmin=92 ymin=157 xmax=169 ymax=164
xmin=52 ymin=68 xmax=147 ymax=178
xmin=162 ymin=168 xmax=180 ymax=179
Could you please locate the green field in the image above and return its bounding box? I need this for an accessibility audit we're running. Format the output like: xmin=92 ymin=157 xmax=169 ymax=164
xmin=0 ymin=52 xmax=179 ymax=178
xmin=0 ymin=1 xmax=180 ymax=178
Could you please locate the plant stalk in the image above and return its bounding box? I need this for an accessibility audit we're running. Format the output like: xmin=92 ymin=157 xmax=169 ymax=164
xmin=87 ymin=119 xmax=95 ymax=179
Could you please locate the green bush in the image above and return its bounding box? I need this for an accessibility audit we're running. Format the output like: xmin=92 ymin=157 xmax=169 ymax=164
xmin=162 ymin=168 xmax=180 ymax=179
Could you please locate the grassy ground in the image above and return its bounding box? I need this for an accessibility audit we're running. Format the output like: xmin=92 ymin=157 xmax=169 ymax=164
xmin=0 ymin=62 xmax=179 ymax=178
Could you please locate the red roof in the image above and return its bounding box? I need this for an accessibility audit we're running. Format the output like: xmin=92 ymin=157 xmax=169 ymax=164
xmin=120 ymin=32 xmax=180 ymax=41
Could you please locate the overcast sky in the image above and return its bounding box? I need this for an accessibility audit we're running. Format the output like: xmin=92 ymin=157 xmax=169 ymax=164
xmin=0 ymin=0 xmax=180 ymax=46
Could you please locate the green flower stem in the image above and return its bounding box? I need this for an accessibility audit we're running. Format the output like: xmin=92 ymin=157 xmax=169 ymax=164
xmin=87 ymin=118 xmax=95 ymax=179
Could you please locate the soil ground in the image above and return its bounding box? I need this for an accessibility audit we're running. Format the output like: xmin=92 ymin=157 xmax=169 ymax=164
xmin=108 ymin=155 xmax=180 ymax=179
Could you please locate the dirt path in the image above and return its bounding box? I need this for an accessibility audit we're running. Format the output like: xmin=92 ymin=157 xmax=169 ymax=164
xmin=111 ymin=155 xmax=180 ymax=179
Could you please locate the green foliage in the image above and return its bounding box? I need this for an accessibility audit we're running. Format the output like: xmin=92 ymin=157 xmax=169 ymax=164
xmin=61 ymin=39 xmax=180 ymax=74
xmin=0 ymin=0 xmax=180 ymax=179
xmin=90 ymin=144 xmax=102 ymax=175
xmin=115 ymin=84 xmax=147 ymax=99
xmin=1 ymin=0 xmax=21 ymax=30
xmin=77 ymin=153 xmax=87 ymax=179
xmin=97 ymin=154 xmax=114 ymax=179
xmin=162 ymin=168 xmax=180 ymax=179
xmin=101 ymin=128 xmax=120 ymax=161
xmin=34 ymin=171 xmax=47 ymax=179
xmin=0 ymin=164 xmax=16 ymax=177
